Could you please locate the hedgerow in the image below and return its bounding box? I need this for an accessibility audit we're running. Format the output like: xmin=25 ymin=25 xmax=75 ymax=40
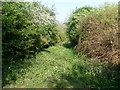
xmin=2 ymin=2 xmax=59 ymax=62
xmin=66 ymin=4 xmax=119 ymax=65
xmin=66 ymin=6 xmax=93 ymax=44
xmin=2 ymin=1 xmax=62 ymax=86
xmin=77 ymin=4 xmax=119 ymax=65
xmin=66 ymin=4 xmax=119 ymax=88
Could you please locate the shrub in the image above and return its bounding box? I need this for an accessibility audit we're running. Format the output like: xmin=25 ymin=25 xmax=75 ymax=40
xmin=66 ymin=6 xmax=93 ymax=44
xmin=66 ymin=4 xmax=119 ymax=65
xmin=2 ymin=1 xmax=61 ymax=86
xmin=77 ymin=4 xmax=119 ymax=65
xmin=2 ymin=2 xmax=59 ymax=62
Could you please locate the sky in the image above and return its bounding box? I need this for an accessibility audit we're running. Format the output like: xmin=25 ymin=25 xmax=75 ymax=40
xmin=26 ymin=0 xmax=119 ymax=22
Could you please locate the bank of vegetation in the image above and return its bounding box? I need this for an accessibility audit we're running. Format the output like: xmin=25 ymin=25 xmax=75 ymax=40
xmin=66 ymin=3 xmax=119 ymax=88
xmin=2 ymin=1 xmax=64 ymax=86
xmin=2 ymin=1 xmax=119 ymax=89
xmin=66 ymin=4 xmax=119 ymax=65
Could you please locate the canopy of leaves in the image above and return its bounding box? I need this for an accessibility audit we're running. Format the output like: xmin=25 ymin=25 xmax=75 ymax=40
xmin=66 ymin=6 xmax=93 ymax=44
xmin=2 ymin=2 xmax=59 ymax=66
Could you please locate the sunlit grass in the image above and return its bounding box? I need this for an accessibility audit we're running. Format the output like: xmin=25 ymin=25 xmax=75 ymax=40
xmin=4 ymin=42 xmax=119 ymax=88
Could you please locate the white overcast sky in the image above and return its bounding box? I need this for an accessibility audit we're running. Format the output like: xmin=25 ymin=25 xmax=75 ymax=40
xmin=25 ymin=0 xmax=119 ymax=22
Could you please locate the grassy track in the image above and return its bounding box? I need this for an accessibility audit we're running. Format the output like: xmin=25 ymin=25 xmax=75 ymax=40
xmin=4 ymin=42 xmax=78 ymax=88
xmin=4 ymin=42 xmax=119 ymax=88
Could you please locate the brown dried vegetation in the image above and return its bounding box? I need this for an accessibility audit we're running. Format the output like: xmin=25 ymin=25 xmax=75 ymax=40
xmin=77 ymin=4 xmax=119 ymax=65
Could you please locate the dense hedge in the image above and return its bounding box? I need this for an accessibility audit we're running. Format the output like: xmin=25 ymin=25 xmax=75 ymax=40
xmin=66 ymin=4 xmax=119 ymax=65
xmin=2 ymin=2 xmax=59 ymax=62
xmin=66 ymin=6 xmax=93 ymax=44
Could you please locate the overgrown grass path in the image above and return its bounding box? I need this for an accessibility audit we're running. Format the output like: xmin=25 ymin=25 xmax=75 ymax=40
xmin=4 ymin=43 xmax=118 ymax=88
xmin=4 ymin=43 xmax=79 ymax=88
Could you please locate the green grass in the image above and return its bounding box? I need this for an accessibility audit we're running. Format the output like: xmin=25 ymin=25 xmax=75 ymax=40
xmin=3 ymin=42 xmax=119 ymax=88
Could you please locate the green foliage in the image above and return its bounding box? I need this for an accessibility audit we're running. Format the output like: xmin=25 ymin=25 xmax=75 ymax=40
xmin=66 ymin=6 xmax=93 ymax=44
xmin=3 ymin=43 xmax=119 ymax=88
xmin=66 ymin=4 xmax=119 ymax=64
xmin=2 ymin=2 xmax=60 ymax=86
xmin=65 ymin=4 xmax=119 ymax=88
xmin=2 ymin=2 xmax=119 ymax=89
xmin=76 ymin=4 xmax=118 ymax=64
xmin=56 ymin=22 xmax=67 ymax=42
xmin=2 ymin=2 xmax=59 ymax=60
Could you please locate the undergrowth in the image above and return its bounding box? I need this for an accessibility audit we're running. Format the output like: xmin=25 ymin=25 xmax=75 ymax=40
xmin=3 ymin=42 xmax=119 ymax=88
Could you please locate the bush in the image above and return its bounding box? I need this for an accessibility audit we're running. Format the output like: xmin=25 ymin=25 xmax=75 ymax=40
xmin=66 ymin=6 xmax=93 ymax=44
xmin=77 ymin=4 xmax=119 ymax=65
xmin=2 ymin=1 xmax=61 ymax=86
xmin=2 ymin=2 xmax=59 ymax=62
xmin=66 ymin=4 xmax=119 ymax=65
